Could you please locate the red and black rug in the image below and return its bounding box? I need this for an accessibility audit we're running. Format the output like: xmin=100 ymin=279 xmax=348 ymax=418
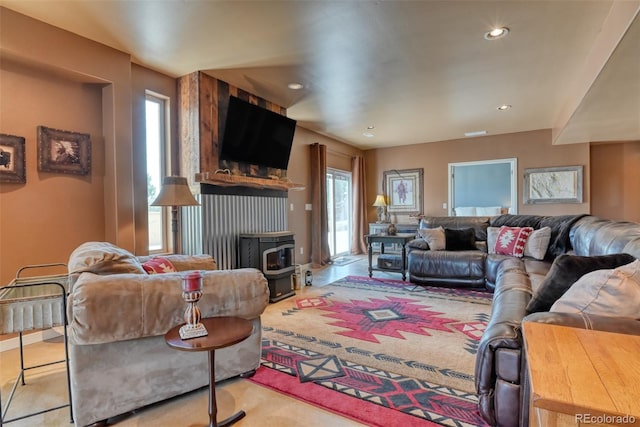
xmin=250 ymin=275 xmax=492 ymax=426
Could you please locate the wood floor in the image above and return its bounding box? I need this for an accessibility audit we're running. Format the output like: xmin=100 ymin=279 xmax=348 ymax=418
xmin=1 ymin=255 xmax=407 ymax=427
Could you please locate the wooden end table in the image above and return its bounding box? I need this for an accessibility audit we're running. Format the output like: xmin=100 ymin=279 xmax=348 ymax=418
xmin=365 ymin=233 xmax=415 ymax=281
xmin=165 ymin=316 xmax=253 ymax=427
xmin=523 ymin=322 xmax=640 ymax=427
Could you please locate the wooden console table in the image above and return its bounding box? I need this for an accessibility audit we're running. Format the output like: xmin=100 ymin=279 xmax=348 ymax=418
xmin=523 ymin=322 xmax=640 ymax=427
xmin=165 ymin=317 xmax=253 ymax=427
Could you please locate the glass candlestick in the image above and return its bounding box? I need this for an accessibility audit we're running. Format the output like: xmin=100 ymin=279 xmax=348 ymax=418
xmin=179 ymin=271 xmax=208 ymax=340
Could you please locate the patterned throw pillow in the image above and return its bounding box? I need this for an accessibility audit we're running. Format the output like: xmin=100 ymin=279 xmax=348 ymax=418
xmin=493 ymin=226 xmax=533 ymax=257
xmin=142 ymin=257 xmax=177 ymax=274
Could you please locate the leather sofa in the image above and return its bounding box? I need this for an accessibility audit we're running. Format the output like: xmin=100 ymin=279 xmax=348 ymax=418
xmin=407 ymin=215 xmax=640 ymax=426
xmin=66 ymin=242 xmax=270 ymax=426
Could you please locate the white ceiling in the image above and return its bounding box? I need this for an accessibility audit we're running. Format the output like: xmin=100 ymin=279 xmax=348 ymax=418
xmin=1 ymin=1 xmax=638 ymax=150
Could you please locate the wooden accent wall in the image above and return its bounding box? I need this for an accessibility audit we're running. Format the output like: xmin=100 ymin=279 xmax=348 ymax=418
xmin=178 ymin=71 xmax=287 ymax=192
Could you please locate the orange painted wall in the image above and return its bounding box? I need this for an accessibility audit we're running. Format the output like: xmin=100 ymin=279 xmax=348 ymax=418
xmin=364 ymin=129 xmax=591 ymax=224
xmin=591 ymin=141 xmax=640 ymax=222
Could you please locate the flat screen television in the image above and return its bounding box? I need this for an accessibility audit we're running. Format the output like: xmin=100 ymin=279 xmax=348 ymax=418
xmin=220 ymin=96 xmax=297 ymax=170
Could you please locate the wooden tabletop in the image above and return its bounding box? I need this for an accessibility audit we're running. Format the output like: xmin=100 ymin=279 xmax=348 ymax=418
xmin=165 ymin=316 xmax=253 ymax=352
xmin=523 ymin=322 xmax=640 ymax=421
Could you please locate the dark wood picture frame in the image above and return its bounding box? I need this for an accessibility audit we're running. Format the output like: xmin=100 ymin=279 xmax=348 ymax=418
xmin=38 ymin=126 xmax=91 ymax=175
xmin=0 ymin=134 xmax=26 ymax=184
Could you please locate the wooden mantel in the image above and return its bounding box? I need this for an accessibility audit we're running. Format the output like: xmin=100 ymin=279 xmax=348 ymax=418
xmin=195 ymin=172 xmax=305 ymax=191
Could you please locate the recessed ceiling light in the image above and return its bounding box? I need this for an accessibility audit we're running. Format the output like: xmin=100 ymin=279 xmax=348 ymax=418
xmin=287 ymin=82 xmax=304 ymax=90
xmin=363 ymin=132 xmax=375 ymax=138
xmin=367 ymin=125 xmax=375 ymax=130
xmin=497 ymin=104 xmax=512 ymax=111
xmin=464 ymin=130 xmax=488 ymax=137
xmin=484 ymin=27 xmax=509 ymax=40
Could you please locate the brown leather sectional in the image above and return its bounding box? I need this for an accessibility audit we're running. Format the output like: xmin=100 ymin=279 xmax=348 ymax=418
xmin=407 ymin=214 xmax=640 ymax=426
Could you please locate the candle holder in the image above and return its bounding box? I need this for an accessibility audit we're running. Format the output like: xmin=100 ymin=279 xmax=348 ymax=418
xmin=179 ymin=271 xmax=208 ymax=340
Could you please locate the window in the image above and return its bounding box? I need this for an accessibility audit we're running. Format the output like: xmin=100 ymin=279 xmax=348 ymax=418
xmin=146 ymin=92 xmax=170 ymax=252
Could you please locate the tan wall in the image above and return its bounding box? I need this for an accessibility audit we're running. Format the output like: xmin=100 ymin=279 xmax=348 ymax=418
xmin=287 ymin=127 xmax=364 ymax=264
xmin=591 ymin=141 xmax=640 ymax=222
xmin=365 ymin=129 xmax=591 ymax=224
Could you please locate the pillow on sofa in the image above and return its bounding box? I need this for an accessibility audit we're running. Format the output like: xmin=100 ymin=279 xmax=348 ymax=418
xmin=550 ymin=260 xmax=640 ymax=319
xmin=142 ymin=257 xmax=177 ymax=274
xmin=493 ymin=226 xmax=533 ymax=257
xmin=68 ymin=241 xmax=145 ymax=276
xmin=444 ymin=228 xmax=476 ymax=250
xmin=418 ymin=227 xmax=446 ymax=250
xmin=524 ymin=227 xmax=551 ymax=260
xmin=526 ymin=253 xmax=637 ymax=313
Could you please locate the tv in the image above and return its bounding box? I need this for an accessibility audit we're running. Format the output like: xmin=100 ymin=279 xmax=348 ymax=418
xmin=220 ymin=96 xmax=297 ymax=171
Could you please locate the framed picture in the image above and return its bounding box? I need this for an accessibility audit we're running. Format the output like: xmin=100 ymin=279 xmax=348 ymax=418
xmin=0 ymin=134 xmax=26 ymax=184
xmin=383 ymin=168 xmax=424 ymax=215
xmin=38 ymin=126 xmax=91 ymax=175
xmin=523 ymin=165 xmax=583 ymax=204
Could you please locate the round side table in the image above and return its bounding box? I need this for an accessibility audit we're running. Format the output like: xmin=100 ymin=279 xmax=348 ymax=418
xmin=165 ymin=316 xmax=253 ymax=427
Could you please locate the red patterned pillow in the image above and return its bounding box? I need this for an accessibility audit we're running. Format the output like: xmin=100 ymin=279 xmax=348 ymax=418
xmin=142 ymin=257 xmax=177 ymax=274
xmin=493 ymin=226 xmax=533 ymax=257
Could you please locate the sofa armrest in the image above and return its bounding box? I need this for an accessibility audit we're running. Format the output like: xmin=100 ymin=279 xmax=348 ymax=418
xmin=68 ymin=268 xmax=269 ymax=345
xmin=523 ymin=312 xmax=640 ymax=335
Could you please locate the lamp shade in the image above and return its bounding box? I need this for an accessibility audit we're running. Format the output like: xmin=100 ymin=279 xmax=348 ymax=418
xmin=372 ymin=194 xmax=387 ymax=207
xmin=151 ymin=176 xmax=199 ymax=207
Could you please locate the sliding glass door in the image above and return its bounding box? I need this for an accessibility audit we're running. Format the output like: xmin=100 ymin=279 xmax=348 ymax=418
xmin=326 ymin=169 xmax=352 ymax=257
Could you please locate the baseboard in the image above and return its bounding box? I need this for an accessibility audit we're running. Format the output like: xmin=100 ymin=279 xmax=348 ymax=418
xmin=0 ymin=328 xmax=62 ymax=352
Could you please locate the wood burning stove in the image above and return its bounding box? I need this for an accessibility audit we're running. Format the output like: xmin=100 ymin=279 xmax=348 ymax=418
xmin=239 ymin=231 xmax=295 ymax=302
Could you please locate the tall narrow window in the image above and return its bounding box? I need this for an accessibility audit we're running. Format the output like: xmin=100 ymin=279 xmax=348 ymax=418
xmin=326 ymin=168 xmax=352 ymax=257
xmin=146 ymin=93 xmax=170 ymax=252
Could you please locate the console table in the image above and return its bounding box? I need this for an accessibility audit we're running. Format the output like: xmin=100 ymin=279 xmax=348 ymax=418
xmin=165 ymin=317 xmax=253 ymax=427
xmin=523 ymin=322 xmax=640 ymax=427
xmin=365 ymin=233 xmax=414 ymax=281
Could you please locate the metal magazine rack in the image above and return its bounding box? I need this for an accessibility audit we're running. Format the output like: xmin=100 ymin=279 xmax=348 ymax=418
xmin=0 ymin=263 xmax=73 ymax=425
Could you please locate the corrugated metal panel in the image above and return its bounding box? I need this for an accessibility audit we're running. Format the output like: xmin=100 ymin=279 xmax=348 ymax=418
xmin=182 ymin=194 xmax=288 ymax=270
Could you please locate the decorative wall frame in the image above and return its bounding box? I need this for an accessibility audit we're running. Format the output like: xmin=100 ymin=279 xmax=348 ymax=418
xmin=383 ymin=168 xmax=424 ymax=215
xmin=0 ymin=134 xmax=26 ymax=183
xmin=38 ymin=126 xmax=91 ymax=175
xmin=523 ymin=165 xmax=583 ymax=204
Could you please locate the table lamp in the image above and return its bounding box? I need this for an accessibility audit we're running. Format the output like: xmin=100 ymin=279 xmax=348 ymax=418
xmin=151 ymin=176 xmax=199 ymax=254
xmin=373 ymin=194 xmax=388 ymax=223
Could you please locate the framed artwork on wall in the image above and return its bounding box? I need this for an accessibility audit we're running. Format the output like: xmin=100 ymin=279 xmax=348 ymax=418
xmin=383 ymin=168 xmax=424 ymax=215
xmin=0 ymin=134 xmax=26 ymax=184
xmin=38 ymin=126 xmax=91 ymax=175
xmin=523 ymin=165 xmax=583 ymax=204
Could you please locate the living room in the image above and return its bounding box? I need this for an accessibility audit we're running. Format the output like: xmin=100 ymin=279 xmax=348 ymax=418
xmin=1 ymin=2 xmax=639 ymax=426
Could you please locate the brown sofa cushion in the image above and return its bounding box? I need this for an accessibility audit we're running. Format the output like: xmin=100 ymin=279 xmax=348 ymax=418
xmin=526 ymin=253 xmax=637 ymax=313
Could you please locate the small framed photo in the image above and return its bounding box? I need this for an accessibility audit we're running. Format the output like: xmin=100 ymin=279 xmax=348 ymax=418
xmin=0 ymin=134 xmax=26 ymax=184
xmin=38 ymin=126 xmax=91 ymax=175
xmin=383 ymin=168 xmax=424 ymax=215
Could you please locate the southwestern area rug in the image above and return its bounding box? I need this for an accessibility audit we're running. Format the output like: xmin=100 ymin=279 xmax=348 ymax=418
xmin=249 ymin=275 xmax=493 ymax=426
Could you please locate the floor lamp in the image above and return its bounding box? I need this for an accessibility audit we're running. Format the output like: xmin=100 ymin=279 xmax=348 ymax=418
xmin=151 ymin=176 xmax=199 ymax=254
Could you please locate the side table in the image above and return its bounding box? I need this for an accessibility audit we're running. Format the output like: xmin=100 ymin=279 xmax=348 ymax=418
xmin=365 ymin=233 xmax=415 ymax=281
xmin=165 ymin=316 xmax=253 ymax=427
xmin=523 ymin=322 xmax=640 ymax=426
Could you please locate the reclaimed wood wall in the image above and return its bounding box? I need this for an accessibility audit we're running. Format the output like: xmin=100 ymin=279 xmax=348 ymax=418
xmin=178 ymin=71 xmax=287 ymax=192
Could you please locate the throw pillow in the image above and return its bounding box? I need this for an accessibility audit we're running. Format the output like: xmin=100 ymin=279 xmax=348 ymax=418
xmin=550 ymin=260 xmax=640 ymax=319
xmin=523 ymin=227 xmax=552 ymax=260
xmin=444 ymin=228 xmax=476 ymax=251
xmin=526 ymin=253 xmax=637 ymax=313
xmin=142 ymin=257 xmax=178 ymax=274
xmin=68 ymin=241 xmax=145 ymax=276
xmin=417 ymin=227 xmax=446 ymax=251
xmin=493 ymin=226 xmax=533 ymax=257
xmin=487 ymin=226 xmax=499 ymax=254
